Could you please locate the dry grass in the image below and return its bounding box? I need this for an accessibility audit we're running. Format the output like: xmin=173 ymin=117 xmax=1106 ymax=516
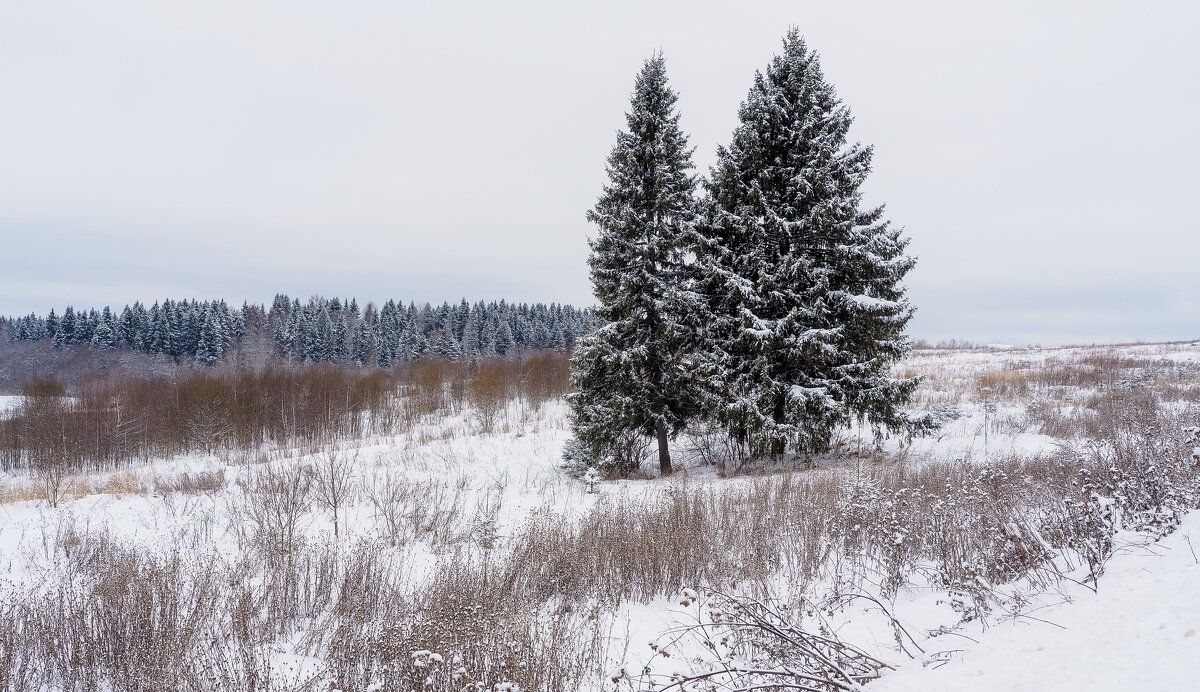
xmin=153 ymin=470 xmax=227 ymax=495
xmin=102 ymin=470 xmax=143 ymax=495
xmin=1 ymin=344 xmax=1197 ymax=690
xmin=976 ymin=369 xmax=1034 ymax=399
xmin=0 ymin=478 xmax=42 ymax=504
xmin=0 ymin=471 xmax=148 ymax=505
xmin=3 ymin=411 xmax=1196 ymax=690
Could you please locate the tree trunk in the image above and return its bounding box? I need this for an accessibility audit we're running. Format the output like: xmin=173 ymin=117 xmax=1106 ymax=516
xmin=656 ymin=421 xmax=672 ymax=476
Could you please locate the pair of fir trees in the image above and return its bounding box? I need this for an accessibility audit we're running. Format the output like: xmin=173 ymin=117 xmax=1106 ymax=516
xmin=568 ymin=31 xmax=922 ymax=476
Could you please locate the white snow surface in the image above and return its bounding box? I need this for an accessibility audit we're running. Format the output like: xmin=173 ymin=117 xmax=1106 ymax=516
xmin=0 ymin=395 xmax=22 ymax=416
xmin=0 ymin=340 xmax=1197 ymax=688
xmin=872 ymin=513 xmax=1200 ymax=691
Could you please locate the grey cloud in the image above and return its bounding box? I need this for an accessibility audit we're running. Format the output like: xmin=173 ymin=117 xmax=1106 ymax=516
xmin=1 ymin=1 xmax=1196 ymax=345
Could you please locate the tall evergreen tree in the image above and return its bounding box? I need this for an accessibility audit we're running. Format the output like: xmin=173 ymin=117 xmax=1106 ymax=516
xmin=401 ymin=328 xmax=426 ymax=360
xmin=148 ymin=303 xmax=171 ymax=354
xmin=330 ymin=312 xmax=349 ymax=363
xmin=132 ymin=302 xmax=150 ymax=351
xmin=195 ymin=307 xmax=223 ymax=366
xmin=45 ymin=309 xmax=59 ymax=342
xmin=91 ymin=316 xmax=117 ymax=349
xmin=58 ymin=306 xmax=77 ymax=347
xmin=461 ymin=308 xmax=483 ymax=362
xmin=351 ymin=322 xmax=372 ymax=366
xmin=696 ymin=30 xmax=919 ymax=459
xmin=377 ymin=300 xmax=400 ymax=366
xmin=568 ymin=53 xmax=701 ymax=475
xmin=433 ymin=328 xmax=461 ymax=360
xmin=165 ymin=300 xmax=186 ymax=357
xmin=79 ymin=309 xmax=99 ymax=344
xmin=494 ymin=320 xmax=514 ymax=357
xmin=305 ymin=307 xmax=332 ymax=363
xmin=278 ymin=304 xmax=301 ymax=359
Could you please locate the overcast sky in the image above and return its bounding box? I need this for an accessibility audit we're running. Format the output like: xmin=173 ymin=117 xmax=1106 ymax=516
xmin=1 ymin=1 xmax=1196 ymax=345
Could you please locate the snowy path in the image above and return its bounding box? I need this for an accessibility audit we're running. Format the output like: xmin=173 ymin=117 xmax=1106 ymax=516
xmin=872 ymin=513 xmax=1200 ymax=691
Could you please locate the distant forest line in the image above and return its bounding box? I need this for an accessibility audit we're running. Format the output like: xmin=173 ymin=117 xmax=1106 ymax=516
xmin=2 ymin=295 xmax=596 ymax=363
xmin=0 ymin=295 xmax=597 ymax=393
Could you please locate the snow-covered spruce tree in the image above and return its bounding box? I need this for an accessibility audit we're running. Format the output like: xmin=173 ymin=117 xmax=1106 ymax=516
xmin=433 ymin=327 xmax=461 ymax=360
xmin=495 ymin=320 xmax=514 ymax=357
xmin=568 ymin=53 xmax=701 ymax=476
xmin=195 ymin=308 xmax=223 ymax=366
xmin=90 ymin=316 xmax=117 ymax=350
xmin=696 ymin=30 xmax=920 ymax=460
xmin=149 ymin=304 xmax=171 ymax=355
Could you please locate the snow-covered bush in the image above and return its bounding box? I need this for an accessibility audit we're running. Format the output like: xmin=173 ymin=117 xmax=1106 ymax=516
xmin=561 ymin=432 xmax=649 ymax=479
xmin=930 ymin=402 xmax=963 ymax=424
xmin=624 ymin=588 xmax=893 ymax=692
xmin=1186 ymin=426 xmax=1200 ymax=463
xmin=560 ymin=436 xmax=594 ymax=478
xmin=473 ymin=514 xmax=500 ymax=549
xmin=583 ymin=467 xmax=601 ymax=494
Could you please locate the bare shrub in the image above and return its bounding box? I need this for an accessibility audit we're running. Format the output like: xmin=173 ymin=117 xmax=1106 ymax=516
xmin=977 ymin=369 xmax=1033 ymax=400
xmin=468 ymin=360 xmax=510 ymax=434
xmin=313 ymin=443 xmax=358 ymax=538
xmin=366 ymin=468 xmax=416 ymax=546
xmin=0 ymin=478 xmax=41 ymax=504
xmin=1 ymin=364 xmax=398 ymax=474
xmin=446 ymin=363 xmax=470 ymax=415
xmin=408 ymin=359 xmax=450 ymax=421
xmin=233 ymin=463 xmax=314 ymax=563
xmin=3 ymin=522 xmax=232 ymax=691
xmin=1027 ymin=401 xmax=1090 ymax=439
xmin=518 ymin=350 xmax=572 ymax=409
xmin=20 ymin=374 xmax=67 ymax=398
xmin=683 ymin=421 xmax=749 ymax=476
xmin=35 ymin=457 xmax=69 ymax=508
xmin=366 ymin=470 xmax=465 ymax=547
xmin=182 ymin=374 xmax=236 ymax=453
xmin=0 ymin=596 xmax=34 ymax=691
xmin=371 ymin=393 xmax=408 ymax=437
xmin=324 ymin=551 xmax=609 ymax=692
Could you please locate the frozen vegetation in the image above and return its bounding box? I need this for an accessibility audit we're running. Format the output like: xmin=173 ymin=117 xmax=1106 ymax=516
xmin=0 ymin=340 xmax=1198 ymax=690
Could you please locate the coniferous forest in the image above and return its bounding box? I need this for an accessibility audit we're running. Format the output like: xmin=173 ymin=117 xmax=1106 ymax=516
xmin=1 ymin=295 xmax=596 ymax=368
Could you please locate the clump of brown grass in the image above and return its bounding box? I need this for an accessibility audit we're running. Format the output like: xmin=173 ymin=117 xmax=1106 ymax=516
xmin=976 ymin=369 xmax=1033 ymax=399
xmin=0 ymin=477 xmax=37 ymax=504
xmin=154 ymin=470 xmax=227 ymax=495
xmin=103 ymin=470 xmax=143 ymax=495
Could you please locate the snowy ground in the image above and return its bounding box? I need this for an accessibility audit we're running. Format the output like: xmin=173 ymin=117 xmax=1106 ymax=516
xmin=0 ymin=395 xmax=21 ymax=417
xmin=0 ymin=340 xmax=1198 ymax=690
xmin=872 ymin=513 xmax=1200 ymax=691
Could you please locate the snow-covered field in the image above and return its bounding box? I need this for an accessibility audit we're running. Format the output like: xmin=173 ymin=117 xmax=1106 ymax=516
xmin=0 ymin=395 xmax=22 ymax=417
xmin=0 ymin=341 xmax=1198 ymax=690
xmin=873 ymin=512 xmax=1200 ymax=691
